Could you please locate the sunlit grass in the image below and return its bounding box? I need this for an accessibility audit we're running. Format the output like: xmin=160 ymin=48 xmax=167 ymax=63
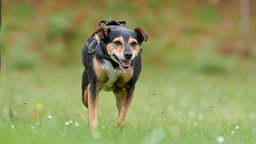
xmin=1 ymin=51 xmax=256 ymax=143
xmin=1 ymin=1 xmax=256 ymax=143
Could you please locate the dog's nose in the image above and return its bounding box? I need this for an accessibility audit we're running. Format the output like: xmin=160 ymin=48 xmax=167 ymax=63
xmin=124 ymin=51 xmax=132 ymax=60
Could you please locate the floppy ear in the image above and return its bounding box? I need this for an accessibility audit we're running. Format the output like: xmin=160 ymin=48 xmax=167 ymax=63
xmin=134 ymin=27 xmax=148 ymax=43
xmin=92 ymin=26 xmax=110 ymax=39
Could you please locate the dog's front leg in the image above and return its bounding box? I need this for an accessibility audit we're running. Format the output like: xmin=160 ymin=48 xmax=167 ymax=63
xmin=116 ymin=86 xmax=135 ymax=126
xmin=88 ymin=83 xmax=100 ymax=129
xmin=114 ymin=88 xmax=126 ymax=117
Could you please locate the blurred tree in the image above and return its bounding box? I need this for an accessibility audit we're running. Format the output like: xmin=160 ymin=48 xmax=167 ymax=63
xmin=0 ymin=0 xmax=1 ymax=71
xmin=0 ymin=0 xmax=1 ymax=30
xmin=0 ymin=51 xmax=1 ymax=73
xmin=241 ymin=0 xmax=251 ymax=55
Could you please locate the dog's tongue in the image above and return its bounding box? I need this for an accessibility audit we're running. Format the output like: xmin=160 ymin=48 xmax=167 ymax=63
xmin=120 ymin=60 xmax=131 ymax=68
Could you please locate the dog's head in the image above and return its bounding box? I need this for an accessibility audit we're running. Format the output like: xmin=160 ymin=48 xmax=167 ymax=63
xmin=92 ymin=24 xmax=148 ymax=70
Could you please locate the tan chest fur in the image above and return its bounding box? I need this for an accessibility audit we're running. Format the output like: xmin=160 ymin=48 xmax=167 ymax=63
xmin=93 ymin=57 xmax=134 ymax=91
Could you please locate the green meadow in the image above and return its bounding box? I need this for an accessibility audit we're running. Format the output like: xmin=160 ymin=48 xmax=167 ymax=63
xmin=1 ymin=1 xmax=256 ymax=143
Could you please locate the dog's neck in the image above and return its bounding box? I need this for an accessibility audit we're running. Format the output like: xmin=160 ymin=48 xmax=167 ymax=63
xmin=101 ymin=59 xmax=125 ymax=91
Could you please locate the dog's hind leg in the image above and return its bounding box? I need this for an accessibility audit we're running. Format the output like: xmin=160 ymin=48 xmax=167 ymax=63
xmin=87 ymin=83 xmax=100 ymax=129
xmin=82 ymin=69 xmax=89 ymax=108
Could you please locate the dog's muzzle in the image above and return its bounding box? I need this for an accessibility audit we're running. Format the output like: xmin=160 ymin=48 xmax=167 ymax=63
xmin=112 ymin=52 xmax=133 ymax=70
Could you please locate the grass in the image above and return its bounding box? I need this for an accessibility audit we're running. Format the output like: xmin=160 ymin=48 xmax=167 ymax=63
xmin=2 ymin=1 xmax=256 ymax=143
xmin=1 ymin=51 xmax=256 ymax=143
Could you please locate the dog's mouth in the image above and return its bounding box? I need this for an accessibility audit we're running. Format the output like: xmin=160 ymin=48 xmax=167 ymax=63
xmin=113 ymin=54 xmax=131 ymax=69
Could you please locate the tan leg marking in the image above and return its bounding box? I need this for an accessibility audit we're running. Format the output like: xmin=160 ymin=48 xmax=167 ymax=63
xmin=114 ymin=88 xmax=126 ymax=117
xmin=83 ymin=85 xmax=89 ymax=108
xmin=87 ymin=84 xmax=100 ymax=129
xmin=116 ymin=90 xmax=134 ymax=126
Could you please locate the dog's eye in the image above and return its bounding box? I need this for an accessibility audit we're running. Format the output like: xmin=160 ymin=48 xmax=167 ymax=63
xmin=113 ymin=41 xmax=122 ymax=46
xmin=130 ymin=41 xmax=138 ymax=47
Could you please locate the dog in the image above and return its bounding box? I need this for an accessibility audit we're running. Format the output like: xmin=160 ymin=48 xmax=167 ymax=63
xmin=81 ymin=20 xmax=148 ymax=128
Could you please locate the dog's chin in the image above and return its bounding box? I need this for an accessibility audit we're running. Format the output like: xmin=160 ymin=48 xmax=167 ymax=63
xmin=112 ymin=55 xmax=132 ymax=70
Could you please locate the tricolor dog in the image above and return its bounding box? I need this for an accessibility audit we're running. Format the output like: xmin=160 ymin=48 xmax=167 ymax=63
xmin=81 ymin=20 xmax=148 ymax=128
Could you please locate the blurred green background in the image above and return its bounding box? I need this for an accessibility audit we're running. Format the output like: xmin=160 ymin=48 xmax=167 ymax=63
xmin=1 ymin=0 xmax=256 ymax=143
xmin=2 ymin=0 xmax=255 ymax=70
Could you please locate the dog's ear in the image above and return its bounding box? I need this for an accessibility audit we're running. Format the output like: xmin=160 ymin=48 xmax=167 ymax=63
xmin=134 ymin=27 xmax=148 ymax=43
xmin=92 ymin=26 xmax=110 ymax=39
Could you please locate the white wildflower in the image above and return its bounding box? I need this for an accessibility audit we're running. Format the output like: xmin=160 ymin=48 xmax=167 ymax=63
xmin=11 ymin=124 xmax=15 ymax=129
xmin=65 ymin=122 xmax=70 ymax=126
xmin=48 ymin=115 xmax=52 ymax=120
xmin=217 ymin=136 xmax=224 ymax=143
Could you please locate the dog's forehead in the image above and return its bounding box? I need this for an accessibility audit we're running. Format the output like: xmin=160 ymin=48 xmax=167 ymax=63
xmin=108 ymin=26 xmax=137 ymax=41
